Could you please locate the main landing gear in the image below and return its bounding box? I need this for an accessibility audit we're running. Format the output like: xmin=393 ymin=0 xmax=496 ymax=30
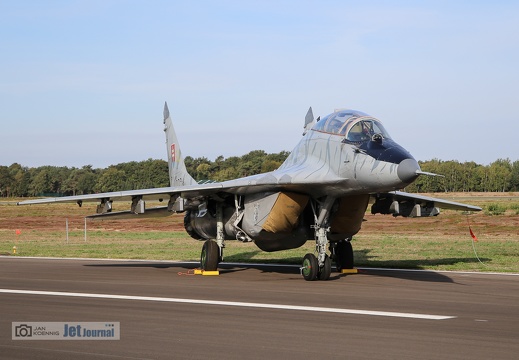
xmin=200 ymin=203 xmax=225 ymax=271
xmin=333 ymin=239 xmax=354 ymax=272
xmin=200 ymin=239 xmax=220 ymax=271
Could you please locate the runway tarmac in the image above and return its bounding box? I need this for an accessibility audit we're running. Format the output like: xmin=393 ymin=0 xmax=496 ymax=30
xmin=1 ymin=257 xmax=518 ymax=359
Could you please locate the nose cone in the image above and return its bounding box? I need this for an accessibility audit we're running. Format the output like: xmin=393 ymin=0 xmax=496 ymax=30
xmin=397 ymin=158 xmax=420 ymax=184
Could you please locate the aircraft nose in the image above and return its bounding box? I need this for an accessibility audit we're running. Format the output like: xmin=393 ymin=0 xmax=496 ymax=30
xmin=397 ymin=158 xmax=420 ymax=184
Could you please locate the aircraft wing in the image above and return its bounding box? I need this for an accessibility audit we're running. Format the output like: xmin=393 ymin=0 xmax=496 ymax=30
xmin=389 ymin=191 xmax=482 ymax=211
xmin=16 ymin=182 xmax=230 ymax=219
xmin=371 ymin=190 xmax=482 ymax=217
xmin=16 ymin=173 xmax=341 ymax=207
xmin=16 ymin=183 xmax=226 ymax=206
xmin=16 ymin=170 xmax=355 ymax=222
xmin=17 ymin=187 xmax=175 ymax=205
xmin=18 ymin=177 xmax=482 ymax=212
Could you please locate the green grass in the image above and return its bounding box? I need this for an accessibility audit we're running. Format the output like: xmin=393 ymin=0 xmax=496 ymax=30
xmin=1 ymin=230 xmax=199 ymax=260
xmin=352 ymin=234 xmax=518 ymax=272
xmin=484 ymin=203 xmax=507 ymax=215
xmin=1 ymin=195 xmax=519 ymax=273
xmin=2 ymin=229 xmax=517 ymax=273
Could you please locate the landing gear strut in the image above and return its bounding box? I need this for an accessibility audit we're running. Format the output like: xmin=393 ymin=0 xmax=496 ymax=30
xmin=199 ymin=202 xmax=225 ymax=271
xmin=302 ymin=197 xmax=335 ymax=281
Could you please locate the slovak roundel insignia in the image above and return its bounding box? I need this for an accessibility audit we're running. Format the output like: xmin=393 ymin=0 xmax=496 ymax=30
xmin=171 ymin=144 xmax=176 ymax=162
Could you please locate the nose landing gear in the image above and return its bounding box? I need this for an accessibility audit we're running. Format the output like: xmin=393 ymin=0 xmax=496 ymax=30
xmin=302 ymin=197 xmax=335 ymax=281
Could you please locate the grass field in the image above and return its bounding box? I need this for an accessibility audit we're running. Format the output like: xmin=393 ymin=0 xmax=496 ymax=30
xmin=1 ymin=193 xmax=518 ymax=272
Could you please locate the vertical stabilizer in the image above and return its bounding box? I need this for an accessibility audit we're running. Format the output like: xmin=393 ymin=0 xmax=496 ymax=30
xmin=303 ymin=107 xmax=315 ymax=135
xmin=163 ymin=102 xmax=197 ymax=187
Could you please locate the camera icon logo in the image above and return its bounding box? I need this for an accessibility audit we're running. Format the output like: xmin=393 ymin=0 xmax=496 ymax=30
xmin=15 ymin=324 xmax=33 ymax=337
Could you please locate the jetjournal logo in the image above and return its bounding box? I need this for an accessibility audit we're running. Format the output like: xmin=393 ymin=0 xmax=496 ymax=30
xmin=12 ymin=322 xmax=120 ymax=340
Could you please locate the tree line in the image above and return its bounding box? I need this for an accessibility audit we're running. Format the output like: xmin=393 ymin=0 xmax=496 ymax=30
xmin=0 ymin=151 xmax=289 ymax=198
xmin=406 ymin=158 xmax=519 ymax=193
xmin=1 ymin=152 xmax=518 ymax=198
xmin=0 ymin=159 xmax=170 ymax=198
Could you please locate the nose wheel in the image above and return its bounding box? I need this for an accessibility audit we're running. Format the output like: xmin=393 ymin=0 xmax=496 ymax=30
xmin=301 ymin=253 xmax=318 ymax=281
xmin=301 ymin=253 xmax=331 ymax=281
xmin=318 ymin=255 xmax=331 ymax=280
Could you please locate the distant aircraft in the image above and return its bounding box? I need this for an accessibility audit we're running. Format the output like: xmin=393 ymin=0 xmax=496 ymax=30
xmin=18 ymin=103 xmax=481 ymax=280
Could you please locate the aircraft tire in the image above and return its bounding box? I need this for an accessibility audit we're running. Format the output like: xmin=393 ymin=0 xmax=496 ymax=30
xmin=302 ymin=253 xmax=318 ymax=281
xmin=201 ymin=240 xmax=219 ymax=271
xmin=335 ymin=240 xmax=354 ymax=272
xmin=318 ymin=255 xmax=332 ymax=281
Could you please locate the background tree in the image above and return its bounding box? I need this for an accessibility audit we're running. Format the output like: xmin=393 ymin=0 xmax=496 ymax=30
xmin=9 ymin=163 xmax=30 ymax=197
xmin=94 ymin=167 xmax=127 ymax=192
xmin=487 ymin=159 xmax=512 ymax=192
xmin=29 ymin=169 xmax=52 ymax=196
xmin=510 ymin=160 xmax=519 ymax=191
xmin=0 ymin=166 xmax=13 ymax=197
xmin=64 ymin=166 xmax=98 ymax=195
xmin=3 ymin=153 xmax=519 ymax=197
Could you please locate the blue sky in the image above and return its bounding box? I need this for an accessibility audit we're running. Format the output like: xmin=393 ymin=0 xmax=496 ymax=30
xmin=1 ymin=0 xmax=518 ymax=168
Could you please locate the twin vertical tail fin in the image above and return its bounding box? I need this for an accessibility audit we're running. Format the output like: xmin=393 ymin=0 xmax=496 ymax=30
xmin=163 ymin=102 xmax=197 ymax=187
xmin=303 ymin=106 xmax=316 ymax=136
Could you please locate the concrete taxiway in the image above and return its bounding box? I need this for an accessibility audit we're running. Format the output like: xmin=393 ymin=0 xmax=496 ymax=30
xmin=0 ymin=257 xmax=518 ymax=359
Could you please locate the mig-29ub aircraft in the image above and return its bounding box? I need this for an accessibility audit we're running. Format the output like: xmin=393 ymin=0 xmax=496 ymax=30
xmin=18 ymin=103 xmax=482 ymax=281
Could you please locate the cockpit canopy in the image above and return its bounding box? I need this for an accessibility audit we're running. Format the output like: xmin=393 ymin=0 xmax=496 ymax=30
xmin=312 ymin=109 xmax=392 ymax=143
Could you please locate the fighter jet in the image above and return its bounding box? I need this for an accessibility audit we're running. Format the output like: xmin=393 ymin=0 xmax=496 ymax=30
xmin=18 ymin=103 xmax=481 ymax=281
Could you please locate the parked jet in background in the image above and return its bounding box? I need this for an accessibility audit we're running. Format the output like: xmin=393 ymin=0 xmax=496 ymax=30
xmin=19 ymin=103 xmax=481 ymax=280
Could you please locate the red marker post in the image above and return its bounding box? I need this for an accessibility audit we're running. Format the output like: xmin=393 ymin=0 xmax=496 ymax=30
xmin=14 ymin=229 xmax=21 ymax=254
xmin=469 ymin=226 xmax=478 ymax=242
